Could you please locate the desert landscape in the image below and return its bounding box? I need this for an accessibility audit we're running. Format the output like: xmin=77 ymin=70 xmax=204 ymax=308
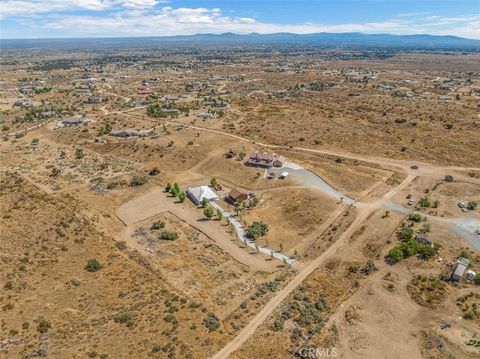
xmin=1 ymin=26 xmax=480 ymax=359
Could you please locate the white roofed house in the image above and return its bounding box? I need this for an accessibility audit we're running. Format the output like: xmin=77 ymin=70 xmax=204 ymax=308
xmin=196 ymin=112 xmax=213 ymax=120
xmin=187 ymin=185 xmax=218 ymax=206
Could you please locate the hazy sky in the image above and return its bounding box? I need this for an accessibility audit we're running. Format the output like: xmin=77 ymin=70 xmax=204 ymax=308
xmin=1 ymin=0 xmax=479 ymax=39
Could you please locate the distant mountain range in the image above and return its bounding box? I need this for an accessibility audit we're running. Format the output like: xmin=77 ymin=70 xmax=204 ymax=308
xmin=2 ymin=32 xmax=480 ymax=50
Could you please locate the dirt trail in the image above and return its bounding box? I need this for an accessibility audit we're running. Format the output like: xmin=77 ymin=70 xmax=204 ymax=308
xmin=211 ymin=174 xmax=416 ymax=359
xmin=162 ymin=121 xmax=480 ymax=176
xmin=115 ymin=186 xmax=278 ymax=273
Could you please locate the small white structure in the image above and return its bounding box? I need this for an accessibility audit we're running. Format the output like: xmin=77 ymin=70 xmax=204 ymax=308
xmin=465 ymin=270 xmax=476 ymax=281
xmin=196 ymin=112 xmax=213 ymax=120
xmin=279 ymin=171 xmax=289 ymax=179
xmin=187 ymin=185 xmax=218 ymax=205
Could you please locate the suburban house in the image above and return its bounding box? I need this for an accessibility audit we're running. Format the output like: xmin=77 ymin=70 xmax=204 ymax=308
xmin=88 ymin=96 xmax=103 ymax=104
xmin=57 ymin=116 xmax=92 ymax=128
xmin=451 ymin=257 xmax=470 ymax=282
xmin=415 ymin=234 xmax=433 ymax=247
xmin=187 ymin=185 xmax=218 ymax=205
xmin=14 ymin=99 xmax=32 ymax=107
xmin=196 ymin=112 xmax=213 ymax=120
xmin=226 ymin=189 xmax=248 ymax=205
xmin=245 ymin=152 xmax=286 ymax=168
xmin=109 ymin=129 xmax=152 ymax=138
xmin=138 ymin=85 xmax=152 ymax=95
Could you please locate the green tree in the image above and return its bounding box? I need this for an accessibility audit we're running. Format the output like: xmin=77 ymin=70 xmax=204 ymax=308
xmin=210 ymin=177 xmax=217 ymax=186
xmin=409 ymin=212 xmax=422 ymax=222
xmin=388 ymin=246 xmax=404 ymax=262
xmin=130 ymin=176 xmax=147 ymax=187
xmin=419 ymin=197 xmax=431 ymax=208
xmin=173 ymin=182 xmax=180 ymax=192
xmin=201 ymin=197 xmax=209 ymax=208
xmin=203 ymin=206 xmax=214 ymax=219
xmin=401 ymin=227 xmax=414 ymax=240
xmin=165 ymin=183 xmax=172 ymax=192
xmin=178 ymin=191 xmax=186 ymax=202
xmin=216 ymin=208 xmax=223 ymax=220
xmin=246 ymin=221 xmax=269 ymax=240
xmin=170 ymin=186 xmax=179 ymax=197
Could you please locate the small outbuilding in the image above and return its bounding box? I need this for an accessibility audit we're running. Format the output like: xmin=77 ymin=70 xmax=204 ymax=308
xmin=187 ymin=185 xmax=218 ymax=206
xmin=196 ymin=112 xmax=213 ymax=120
xmin=451 ymin=257 xmax=470 ymax=282
xmin=465 ymin=270 xmax=476 ymax=281
xmin=227 ymin=189 xmax=248 ymax=205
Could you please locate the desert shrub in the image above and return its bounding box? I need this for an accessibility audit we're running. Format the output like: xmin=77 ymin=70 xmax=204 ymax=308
xmin=444 ymin=175 xmax=454 ymax=182
xmin=151 ymin=220 xmax=166 ymax=230
xmin=419 ymin=223 xmax=431 ymax=233
xmin=75 ymin=148 xmax=84 ymax=159
xmin=114 ymin=313 xmax=134 ymax=327
xmin=130 ymin=175 xmax=147 ymax=187
xmin=149 ymin=167 xmax=160 ymax=176
xmin=474 ymin=274 xmax=480 ymax=285
xmin=395 ymin=118 xmax=407 ymax=124
xmin=115 ymin=241 xmax=127 ymax=250
xmin=203 ymin=313 xmax=220 ymax=332
xmin=37 ymin=318 xmax=51 ymax=334
xmin=409 ymin=212 xmax=422 ymax=222
xmin=463 ymin=310 xmax=477 ymax=320
xmin=467 ymin=201 xmax=477 ymax=210
xmin=401 ymin=227 xmax=414 ymax=240
xmin=159 ymin=231 xmax=178 ymax=241
xmin=85 ymin=259 xmax=102 ymax=272
xmin=246 ymin=221 xmax=269 ymax=240
xmin=50 ymin=167 xmax=61 ymax=177
xmin=419 ymin=197 xmax=431 ymax=208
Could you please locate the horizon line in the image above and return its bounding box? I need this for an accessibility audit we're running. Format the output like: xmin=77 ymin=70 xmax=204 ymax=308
xmin=1 ymin=31 xmax=479 ymax=42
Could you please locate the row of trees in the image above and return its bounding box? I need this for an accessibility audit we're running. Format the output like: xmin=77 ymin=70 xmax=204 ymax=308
xmin=165 ymin=182 xmax=186 ymax=202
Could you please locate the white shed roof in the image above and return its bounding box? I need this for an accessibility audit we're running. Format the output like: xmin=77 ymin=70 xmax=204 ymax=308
xmin=188 ymin=185 xmax=218 ymax=203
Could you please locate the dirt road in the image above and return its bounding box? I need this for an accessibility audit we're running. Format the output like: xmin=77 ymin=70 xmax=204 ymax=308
xmin=211 ymin=174 xmax=416 ymax=359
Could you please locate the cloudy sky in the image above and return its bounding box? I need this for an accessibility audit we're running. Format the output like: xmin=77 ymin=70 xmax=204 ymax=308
xmin=1 ymin=0 xmax=479 ymax=39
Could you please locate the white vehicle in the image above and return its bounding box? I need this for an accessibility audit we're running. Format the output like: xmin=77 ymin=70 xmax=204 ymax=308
xmin=458 ymin=202 xmax=466 ymax=208
xmin=279 ymin=171 xmax=289 ymax=179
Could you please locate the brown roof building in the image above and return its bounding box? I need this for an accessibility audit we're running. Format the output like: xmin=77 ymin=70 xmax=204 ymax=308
xmin=227 ymin=189 xmax=248 ymax=204
xmin=245 ymin=152 xmax=285 ymax=168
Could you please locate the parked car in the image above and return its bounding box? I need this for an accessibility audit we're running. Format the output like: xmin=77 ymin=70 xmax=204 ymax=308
xmin=458 ymin=202 xmax=466 ymax=208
